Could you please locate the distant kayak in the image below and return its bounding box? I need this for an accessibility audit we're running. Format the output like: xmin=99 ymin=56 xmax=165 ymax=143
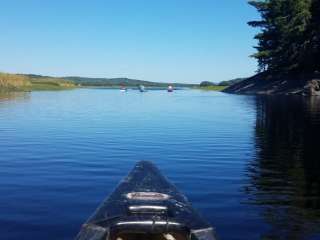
xmin=75 ymin=161 xmax=217 ymax=240
xmin=120 ymin=86 xmax=127 ymax=92
xmin=167 ymin=85 xmax=174 ymax=92
xmin=138 ymin=85 xmax=147 ymax=92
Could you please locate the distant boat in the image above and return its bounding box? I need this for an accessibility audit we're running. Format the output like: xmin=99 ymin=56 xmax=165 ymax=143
xmin=138 ymin=85 xmax=147 ymax=92
xmin=167 ymin=85 xmax=174 ymax=92
xmin=75 ymin=161 xmax=217 ymax=240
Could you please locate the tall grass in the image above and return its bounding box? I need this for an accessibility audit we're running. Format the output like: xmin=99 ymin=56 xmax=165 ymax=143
xmin=0 ymin=73 xmax=31 ymax=90
xmin=0 ymin=72 xmax=75 ymax=91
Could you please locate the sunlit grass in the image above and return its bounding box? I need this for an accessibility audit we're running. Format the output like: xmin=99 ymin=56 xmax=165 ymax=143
xmin=0 ymin=72 xmax=31 ymax=90
xmin=0 ymin=72 xmax=76 ymax=91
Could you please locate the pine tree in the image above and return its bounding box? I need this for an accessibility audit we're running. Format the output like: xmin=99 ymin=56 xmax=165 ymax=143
xmin=305 ymin=0 xmax=320 ymax=73
xmin=248 ymin=0 xmax=275 ymax=72
xmin=248 ymin=0 xmax=290 ymax=72
xmin=248 ymin=0 xmax=313 ymax=75
xmin=281 ymin=0 xmax=312 ymax=73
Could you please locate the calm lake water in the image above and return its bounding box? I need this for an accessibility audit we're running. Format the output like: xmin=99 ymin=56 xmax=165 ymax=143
xmin=0 ymin=89 xmax=320 ymax=240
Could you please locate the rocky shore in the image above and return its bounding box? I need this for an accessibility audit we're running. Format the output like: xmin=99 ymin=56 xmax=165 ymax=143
xmin=223 ymin=72 xmax=320 ymax=96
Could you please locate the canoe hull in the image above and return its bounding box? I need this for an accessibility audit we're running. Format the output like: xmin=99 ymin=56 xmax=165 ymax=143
xmin=75 ymin=161 xmax=217 ymax=240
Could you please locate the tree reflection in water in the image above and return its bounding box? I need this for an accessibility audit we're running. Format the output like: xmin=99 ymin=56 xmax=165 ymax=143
xmin=245 ymin=96 xmax=320 ymax=240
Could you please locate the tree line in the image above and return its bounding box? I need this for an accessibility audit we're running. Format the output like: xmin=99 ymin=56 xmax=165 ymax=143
xmin=248 ymin=0 xmax=320 ymax=76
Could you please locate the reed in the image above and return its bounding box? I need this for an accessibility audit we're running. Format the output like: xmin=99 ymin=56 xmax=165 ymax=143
xmin=0 ymin=73 xmax=31 ymax=90
xmin=0 ymin=72 xmax=76 ymax=91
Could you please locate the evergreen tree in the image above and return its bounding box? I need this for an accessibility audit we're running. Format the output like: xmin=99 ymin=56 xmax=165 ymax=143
xmin=305 ymin=0 xmax=320 ymax=72
xmin=248 ymin=0 xmax=315 ymax=75
xmin=248 ymin=0 xmax=275 ymax=72
xmin=281 ymin=0 xmax=312 ymax=72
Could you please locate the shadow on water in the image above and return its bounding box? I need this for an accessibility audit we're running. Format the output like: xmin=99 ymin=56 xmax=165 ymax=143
xmin=244 ymin=96 xmax=320 ymax=240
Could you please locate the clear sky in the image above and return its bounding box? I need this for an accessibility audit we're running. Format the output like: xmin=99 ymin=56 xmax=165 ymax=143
xmin=0 ymin=0 xmax=259 ymax=83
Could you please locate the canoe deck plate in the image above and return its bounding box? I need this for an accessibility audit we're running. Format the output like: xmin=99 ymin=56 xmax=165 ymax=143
xmin=126 ymin=192 xmax=170 ymax=201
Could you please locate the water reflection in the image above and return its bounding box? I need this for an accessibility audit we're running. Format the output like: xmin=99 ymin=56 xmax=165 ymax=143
xmin=0 ymin=91 xmax=30 ymax=104
xmin=245 ymin=96 xmax=320 ymax=239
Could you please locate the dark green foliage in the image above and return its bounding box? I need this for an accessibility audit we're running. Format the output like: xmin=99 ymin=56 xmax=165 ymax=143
xmin=63 ymin=76 xmax=196 ymax=87
xmin=305 ymin=0 xmax=320 ymax=72
xmin=64 ymin=76 xmax=168 ymax=87
xmin=200 ymin=78 xmax=246 ymax=87
xmin=249 ymin=0 xmax=319 ymax=75
xmin=199 ymin=81 xmax=216 ymax=87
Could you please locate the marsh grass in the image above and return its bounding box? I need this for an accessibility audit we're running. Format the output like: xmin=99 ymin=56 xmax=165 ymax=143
xmin=0 ymin=73 xmax=32 ymax=90
xmin=0 ymin=72 xmax=76 ymax=91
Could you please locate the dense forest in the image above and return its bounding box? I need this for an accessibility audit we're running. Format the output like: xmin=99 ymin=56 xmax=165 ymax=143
xmin=248 ymin=0 xmax=320 ymax=75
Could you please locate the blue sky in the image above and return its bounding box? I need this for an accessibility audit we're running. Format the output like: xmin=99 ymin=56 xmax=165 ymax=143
xmin=0 ymin=0 xmax=259 ymax=83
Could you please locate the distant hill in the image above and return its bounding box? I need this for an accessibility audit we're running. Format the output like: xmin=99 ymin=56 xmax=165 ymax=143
xmin=1 ymin=72 xmax=197 ymax=91
xmin=63 ymin=76 xmax=194 ymax=87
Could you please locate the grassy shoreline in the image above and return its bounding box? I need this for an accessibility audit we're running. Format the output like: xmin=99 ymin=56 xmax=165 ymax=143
xmin=1 ymin=71 xmax=228 ymax=92
xmin=0 ymin=72 xmax=195 ymax=92
xmin=0 ymin=72 xmax=76 ymax=91
xmin=0 ymin=73 xmax=76 ymax=92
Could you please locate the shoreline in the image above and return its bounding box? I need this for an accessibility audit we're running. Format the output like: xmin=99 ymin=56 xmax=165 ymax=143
xmin=223 ymin=72 xmax=320 ymax=96
xmin=0 ymin=72 xmax=196 ymax=92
